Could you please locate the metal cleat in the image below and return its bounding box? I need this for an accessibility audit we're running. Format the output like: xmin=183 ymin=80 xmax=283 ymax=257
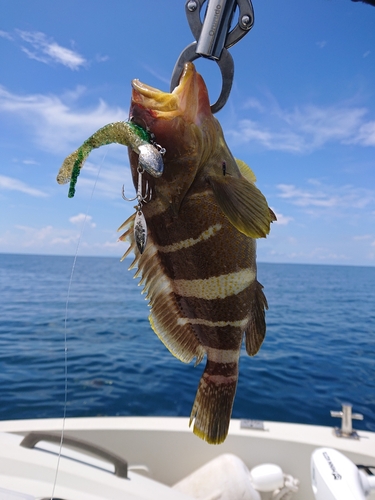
xmin=330 ymin=403 xmax=364 ymax=439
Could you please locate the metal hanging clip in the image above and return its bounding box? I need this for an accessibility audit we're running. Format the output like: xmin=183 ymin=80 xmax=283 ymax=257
xmin=170 ymin=0 xmax=254 ymax=113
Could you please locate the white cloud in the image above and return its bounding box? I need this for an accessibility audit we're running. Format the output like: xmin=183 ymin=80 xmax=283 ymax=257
xmin=277 ymin=181 xmax=375 ymax=210
xmin=65 ymin=160 xmax=133 ymax=201
xmin=230 ymin=119 xmax=305 ymax=152
xmin=271 ymin=210 xmax=293 ymax=225
xmin=266 ymin=247 xmax=349 ymax=263
xmin=316 ymin=41 xmax=327 ymax=49
xmin=0 ymin=30 xmax=13 ymax=41
xmin=22 ymin=159 xmax=39 ymax=165
xmin=95 ymin=240 xmax=122 ymax=249
xmin=226 ymin=99 xmax=375 ymax=153
xmin=9 ymin=224 xmax=81 ymax=251
xmin=17 ymin=30 xmax=86 ymax=70
xmin=50 ymin=235 xmax=79 ymax=246
xmin=96 ymin=54 xmax=109 ymax=63
xmin=243 ymin=98 xmax=265 ymax=112
xmin=0 ymin=222 xmax=125 ymax=256
xmin=69 ymin=213 xmax=96 ymax=228
xmin=289 ymin=105 xmax=367 ymax=146
xmin=0 ymin=174 xmax=48 ymax=197
xmin=15 ymin=224 xmax=55 ymax=244
xmin=353 ymin=121 xmax=375 ymax=146
xmin=141 ymin=64 xmax=171 ymax=85
xmin=277 ymin=183 xmax=336 ymax=208
xmin=363 ymin=51 xmax=370 ymax=58
xmin=0 ymin=85 xmax=127 ymax=153
xmin=353 ymin=234 xmax=372 ymax=241
xmin=353 ymin=234 xmax=373 ymax=241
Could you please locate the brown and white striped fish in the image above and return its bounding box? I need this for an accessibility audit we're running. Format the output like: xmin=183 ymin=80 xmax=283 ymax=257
xmin=119 ymin=62 xmax=276 ymax=444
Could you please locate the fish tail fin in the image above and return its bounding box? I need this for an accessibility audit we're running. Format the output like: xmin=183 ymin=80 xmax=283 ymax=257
xmin=189 ymin=359 xmax=238 ymax=445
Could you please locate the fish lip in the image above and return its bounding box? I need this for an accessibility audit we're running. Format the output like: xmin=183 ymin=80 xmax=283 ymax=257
xmin=131 ymin=63 xmax=198 ymax=118
xmin=131 ymin=79 xmax=172 ymax=102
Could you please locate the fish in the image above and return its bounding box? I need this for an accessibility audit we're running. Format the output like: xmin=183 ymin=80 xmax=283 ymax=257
xmin=58 ymin=62 xmax=275 ymax=445
xmin=122 ymin=62 xmax=276 ymax=444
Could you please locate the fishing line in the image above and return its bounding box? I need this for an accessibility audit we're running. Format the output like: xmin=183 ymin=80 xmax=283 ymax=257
xmin=50 ymin=152 xmax=107 ymax=500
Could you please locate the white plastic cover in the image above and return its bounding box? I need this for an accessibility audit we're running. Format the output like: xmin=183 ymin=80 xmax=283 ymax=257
xmin=173 ymin=453 xmax=261 ymax=500
xmin=311 ymin=447 xmax=367 ymax=500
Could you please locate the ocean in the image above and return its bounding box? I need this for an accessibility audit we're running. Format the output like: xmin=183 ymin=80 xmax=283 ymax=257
xmin=0 ymin=253 xmax=374 ymax=432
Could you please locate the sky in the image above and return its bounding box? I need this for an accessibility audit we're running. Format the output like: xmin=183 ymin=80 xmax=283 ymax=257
xmin=1 ymin=0 xmax=374 ymax=266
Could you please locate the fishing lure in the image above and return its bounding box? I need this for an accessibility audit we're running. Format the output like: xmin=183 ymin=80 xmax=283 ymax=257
xmin=57 ymin=121 xmax=165 ymax=253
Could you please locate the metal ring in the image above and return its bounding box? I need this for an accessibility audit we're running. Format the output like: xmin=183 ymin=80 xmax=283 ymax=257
xmin=170 ymin=43 xmax=234 ymax=114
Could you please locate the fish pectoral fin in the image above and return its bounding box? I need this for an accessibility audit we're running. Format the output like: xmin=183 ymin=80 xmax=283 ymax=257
xmin=208 ymin=174 xmax=274 ymax=238
xmin=245 ymin=281 xmax=268 ymax=356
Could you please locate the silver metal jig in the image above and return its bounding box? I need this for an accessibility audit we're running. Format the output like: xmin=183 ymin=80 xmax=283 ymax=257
xmin=134 ymin=210 xmax=148 ymax=254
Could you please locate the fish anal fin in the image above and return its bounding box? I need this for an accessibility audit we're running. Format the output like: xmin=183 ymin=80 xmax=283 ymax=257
xmin=190 ymin=359 xmax=238 ymax=444
xmin=245 ymin=281 xmax=268 ymax=356
xmin=208 ymin=174 xmax=273 ymax=238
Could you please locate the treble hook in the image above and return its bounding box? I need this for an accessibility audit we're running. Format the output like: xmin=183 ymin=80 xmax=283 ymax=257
xmin=122 ymin=167 xmax=152 ymax=204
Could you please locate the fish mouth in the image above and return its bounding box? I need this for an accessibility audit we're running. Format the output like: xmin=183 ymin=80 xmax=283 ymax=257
xmin=131 ymin=62 xmax=210 ymax=123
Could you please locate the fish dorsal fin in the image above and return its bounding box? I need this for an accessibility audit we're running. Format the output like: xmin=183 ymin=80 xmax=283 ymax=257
xmin=208 ymin=172 xmax=273 ymax=238
xmin=235 ymin=158 xmax=257 ymax=183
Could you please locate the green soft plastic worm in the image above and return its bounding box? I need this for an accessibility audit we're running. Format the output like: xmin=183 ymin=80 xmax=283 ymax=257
xmin=57 ymin=121 xmax=164 ymax=198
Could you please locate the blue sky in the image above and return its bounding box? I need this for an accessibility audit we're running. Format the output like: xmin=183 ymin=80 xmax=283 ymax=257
xmin=1 ymin=0 xmax=374 ymax=266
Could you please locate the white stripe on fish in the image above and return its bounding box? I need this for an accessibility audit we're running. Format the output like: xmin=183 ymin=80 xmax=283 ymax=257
xmin=157 ymin=224 xmax=222 ymax=253
xmin=173 ymin=268 xmax=256 ymax=300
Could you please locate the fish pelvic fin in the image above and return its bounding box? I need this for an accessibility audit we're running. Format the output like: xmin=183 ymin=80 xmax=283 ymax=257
xmin=245 ymin=280 xmax=268 ymax=356
xmin=190 ymin=357 xmax=239 ymax=444
xmin=208 ymin=173 xmax=275 ymax=239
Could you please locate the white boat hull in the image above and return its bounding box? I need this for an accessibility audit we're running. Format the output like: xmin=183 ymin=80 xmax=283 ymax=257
xmin=0 ymin=417 xmax=374 ymax=500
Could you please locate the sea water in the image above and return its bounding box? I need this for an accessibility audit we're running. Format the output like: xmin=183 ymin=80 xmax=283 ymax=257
xmin=0 ymin=253 xmax=374 ymax=431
